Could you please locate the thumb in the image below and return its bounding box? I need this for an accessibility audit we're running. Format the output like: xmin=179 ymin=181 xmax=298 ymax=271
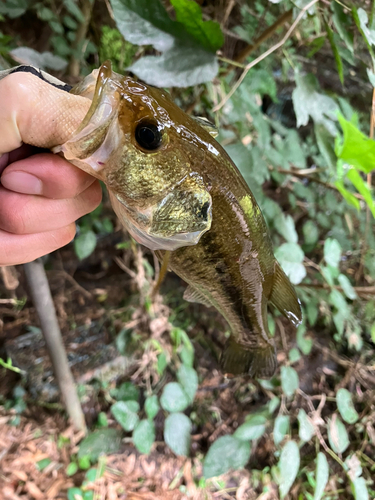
xmin=0 ymin=71 xmax=91 ymax=154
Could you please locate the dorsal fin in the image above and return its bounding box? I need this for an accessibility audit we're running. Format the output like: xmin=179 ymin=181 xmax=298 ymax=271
xmin=183 ymin=285 xmax=212 ymax=308
xmin=270 ymin=262 xmax=302 ymax=327
xmin=193 ymin=116 xmax=218 ymax=137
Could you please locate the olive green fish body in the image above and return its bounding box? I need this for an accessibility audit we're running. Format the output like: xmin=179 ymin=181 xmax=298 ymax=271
xmin=56 ymin=61 xmax=302 ymax=377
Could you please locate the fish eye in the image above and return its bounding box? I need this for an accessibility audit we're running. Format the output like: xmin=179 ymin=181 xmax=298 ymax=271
xmin=135 ymin=121 xmax=163 ymax=151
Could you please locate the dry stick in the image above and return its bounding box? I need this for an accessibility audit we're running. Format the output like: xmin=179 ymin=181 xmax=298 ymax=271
xmin=234 ymin=9 xmax=293 ymax=64
xmin=68 ymin=0 xmax=94 ymax=78
xmin=277 ymin=168 xmax=364 ymax=200
xmin=24 ymin=259 xmax=87 ymax=432
xmin=213 ymin=0 xmax=320 ymax=113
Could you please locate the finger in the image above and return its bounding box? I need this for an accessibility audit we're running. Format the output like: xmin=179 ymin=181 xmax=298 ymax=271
xmin=1 ymin=153 xmax=96 ymax=199
xmin=0 ymin=145 xmax=39 ymax=175
xmin=0 ymin=224 xmax=76 ymax=266
xmin=0 ymin=181 xmax=102 ymax=235
xmin=0 ymin=72 xmax=90 ymax=153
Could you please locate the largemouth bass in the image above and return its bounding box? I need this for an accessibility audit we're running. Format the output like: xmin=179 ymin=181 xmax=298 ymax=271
xmin=1 ymin=61 xmax=302 ymax=377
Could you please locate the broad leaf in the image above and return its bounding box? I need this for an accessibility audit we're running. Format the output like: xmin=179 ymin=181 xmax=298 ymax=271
xmin=164 ymin=413 xmax=192 ymax=456
xmin=145 ymin=395 xmax=159 ymax=420
xmin=324 ymin=238 xmax=342 ymax=268
xmin=10 ymin=47 xmax=67 ymax=71
xmin=234 ymin=414 xmax=267 ymax=441
xmin=313 ymin=452 xmax=329 ymax=500
xmin=133 ymin=419 xmax=155 ymax=454
xmin=327 ymin=414 xmax=349 ymax=454
xmin=338 ymin=274 xmax=358 ymax=300
xmin=281 ymin=366 xmax=299 ymax=398
xmin=352 ymin=477 xmax=369 ymax=500
xmin=292 ymin=73 xmax=338 ymax=135
xmin=336 ymin=388 xmax=359 ymax=424
xmin=297 ymin=408 xmax=315 ymax=442
xmin=111 ymin=401 xmax=139 ymax=431
xmin=74 ymin=230 xmax=97 ymax=260
xmin=278 ymin=441 xmax=300 ymax=498
xmin=275 ymin=243 xmax=306 ymax=285
xmin=346 ymin=169 xmax=375 ymax=218
xmin=332 ymin=2 xmax=353 ymax=53
xmin=336 ymin=114 xmax=375 ymax=174
xmin=177 ymin=365 xmax=198 ymax=404
xmin=203 ymin=435 xmax=251 ymax=478
xmin=170 ymin=0 xmax=223 ymax=51
xmin=111 ymin=0 xmax=220 ymax=87
xmin=78 ymin=429 xmax=122 ymax=461
xmin=273 ymin=415 xmax=290 ymax=446
xmin=160 ymin=382 xmax=190 ymax=412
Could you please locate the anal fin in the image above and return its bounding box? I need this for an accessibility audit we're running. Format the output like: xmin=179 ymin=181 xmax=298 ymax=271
xmin=220 ymin=339 xmax=277 ymax=379
xmin=270 ymin=262 xmax=302 ymax=327
xmin=183 ymin=285 xmax=212 ymax=308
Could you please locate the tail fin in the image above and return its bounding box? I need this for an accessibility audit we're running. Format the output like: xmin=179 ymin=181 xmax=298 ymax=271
xmin=270 ymin=262 xmax=302 ymax=327
xmin=220 ymin=339 xmax=277 ymax=378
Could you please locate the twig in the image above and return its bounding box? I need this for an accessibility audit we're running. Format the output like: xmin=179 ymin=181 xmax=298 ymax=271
xmin=276 ymin=168 xmax=364 ymax=200
xmin=55 ymin=270 xmax=92 ymax=300
xmin=235 ymin=9 xmax=293 ymax=64
xmin=213 ymin=0 xmax=320 ymax=112
xmin=298 ymin=283 xmax=375 ymax=297
xmin=68 ymin=0 xmax=94 ymax=77
xmin=24 ymin=259 xmax=86 ymax=432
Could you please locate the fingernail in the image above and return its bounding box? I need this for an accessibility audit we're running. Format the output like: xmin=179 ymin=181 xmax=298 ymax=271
xmin=1 ymin=171 xmax=43 ymax=195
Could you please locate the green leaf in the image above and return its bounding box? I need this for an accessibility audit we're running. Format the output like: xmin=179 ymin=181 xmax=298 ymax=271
xmin=336 ymin=388 xmax=359 ymax=424
xmin=275 ymin=213 xmax=298 ymax=244
xmin=336 ymin=114 xmax=375 ymax=174
xmin=67 ymin=488 xmax=84 ymax=500
xmin=111 ymin=0 xmax=219 ymax=87
xmin=332 ymin=1 xmax=353 ymax=53
xmin=234 ymin=414 xmax=267 ymax=441
xmin=177 ymin=365 xmax=198 ymax=404
xmin=324 ymin=238 xmax=342 ymax=268
xmin=64 ymin=0 xmax=85 ymax=23
xmin=170 ymin=0 xmax=223 ymax=51
xmin=346 ymin=169 xmax=375 ymax=218
xmin=327 ymin=414 xmax=349 ymax=454
xmin=111 ymin=401 xmax=139 ymax=431
xmin=114 ymin=381 xmax=140 ymax=402
xmin=133 ymin=419 xmax=155 ymax=454
xmin=203 ymin=435 xmax=251 ymax=479
xmin=10 ymin=47 xmax=68 ymax=71
xmin=338 ymin=274 xmax=358 ymax=300
xmin=352 ymin=477 xmax=369 ymax=500
xmin=356 ymin=7 xmax=375 ymax=46
xmin=289 ymin=347 xmax=301 ymax=364
xmin=145 ymin=395 xmax=159 ymax=420
xmin=335 ymin=180 xmax=361 ymax=210
xmin=160 ymin=382 xmax=190 ymax=412
xmin=74 ymin=230 xmax=97 ymax=260
xmin=297 ymin=325 xmax=313 ymax=355
xmin=78 ymin=429 xmax=122 ymax=461
xmin=313 ymin=453 xmax=329 ymax=500
xmin=273 ymin=415 xmax=290 ymax=446
xmin=314 ymin=123 xmax=336 ymax=170
xmin=292 ymin=73 xmax=338 ymax=135
xmin=36 ymin=458 xmax=52 ymax=471
xmin=325 ymin=20 xmax=344 ymax=84
xmin=274 ymin=242 xmax=306 ymax=285
xmin=297 ymin=408 xmax=315 ymax=442
xmin=164 ymin=412 xmax=192 ymax=456
xmin=281 ymin=366 xmax=299 ymax=398
xmin=278 ymin=441 xmax=300 ymax=498
xmin=129 ymin=45 xmax=218 ymax=87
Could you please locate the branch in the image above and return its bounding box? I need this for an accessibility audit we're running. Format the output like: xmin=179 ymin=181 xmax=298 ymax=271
xmin=213 ymin=0 xmax=320 ymax=112
xmin=24 ymin=259 xmax=87 ymax=432
xmin=298 ymin=283 xmax=375 ymax=297
xmin=68 ymin=0 xmax=94 ymax=78
xmin=276 ymin=168 xmax=364 ymax=200
xmin=234 ymin=9 xmax=293 ymax=64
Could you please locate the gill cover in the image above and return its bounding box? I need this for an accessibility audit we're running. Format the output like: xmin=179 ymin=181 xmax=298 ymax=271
xmin=54 ymin=61 xmax=212 ymax=251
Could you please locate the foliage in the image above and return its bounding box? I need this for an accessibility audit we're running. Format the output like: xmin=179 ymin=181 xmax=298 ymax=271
xmin=1 ymin=0 xmax=375 ymax=498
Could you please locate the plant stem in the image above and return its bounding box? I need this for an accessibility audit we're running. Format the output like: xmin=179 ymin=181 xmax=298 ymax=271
xmin=68 ymin=0 xmax=94 ymax=78
xmin=24 ymin=259 xmax=86 ymax=432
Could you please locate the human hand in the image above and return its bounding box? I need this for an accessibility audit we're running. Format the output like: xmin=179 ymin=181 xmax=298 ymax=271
xmin=0 ymin=70 xmax=101 ymax=266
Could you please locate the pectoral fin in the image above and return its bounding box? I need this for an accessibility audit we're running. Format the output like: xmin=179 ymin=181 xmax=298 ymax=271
xmin=270 ymin=262 xmax=302 ymax=327
xmin=221 ymin=339 xmax=277 ymax=378
xmin=183 ymin=285 xmax=212 ymax=308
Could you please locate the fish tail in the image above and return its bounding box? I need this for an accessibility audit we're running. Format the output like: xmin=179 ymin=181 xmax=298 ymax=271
xmin=220 ymin=338 xmax=277 ymax=378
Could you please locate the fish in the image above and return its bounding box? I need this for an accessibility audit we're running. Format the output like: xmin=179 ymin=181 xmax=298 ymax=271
xmin=2 ymin=61 xmax=302 ymax=377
